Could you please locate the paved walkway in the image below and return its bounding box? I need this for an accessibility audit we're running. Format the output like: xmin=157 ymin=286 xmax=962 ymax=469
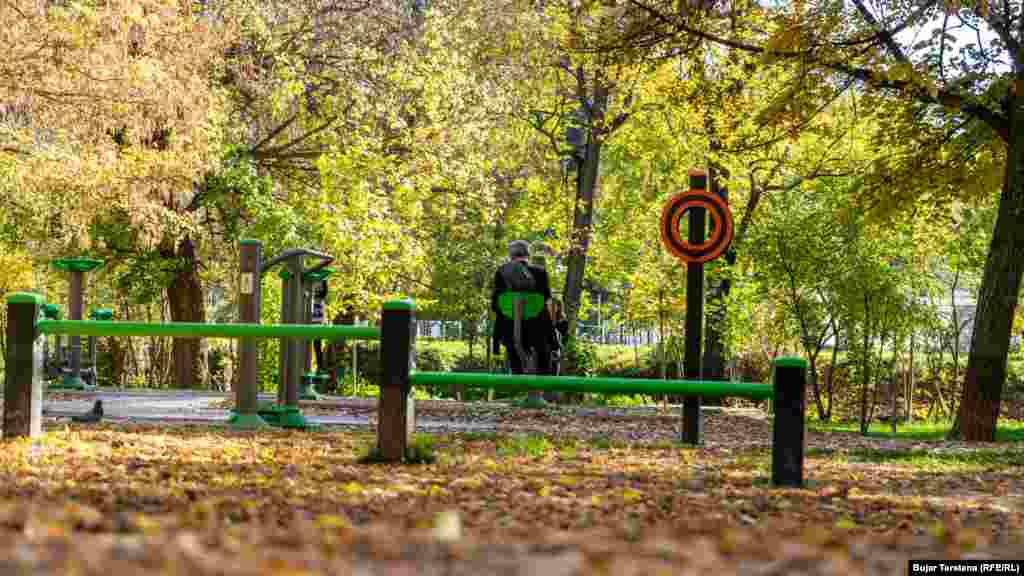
xmin=41 ymin=389 xmax=497 ymax=431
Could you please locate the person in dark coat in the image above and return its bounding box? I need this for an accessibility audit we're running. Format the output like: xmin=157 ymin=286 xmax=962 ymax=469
xmin=491 ymin=240 xmax=552 ymax=375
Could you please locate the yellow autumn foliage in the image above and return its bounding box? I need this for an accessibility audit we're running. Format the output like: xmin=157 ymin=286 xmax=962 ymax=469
xmin=0 ymin=251 xmax=33 ymax=294
xmin=0 ymin=0 xmax=235 ymax=248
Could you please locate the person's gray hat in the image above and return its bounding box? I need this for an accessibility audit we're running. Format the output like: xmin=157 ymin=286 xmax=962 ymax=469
xmin=508 ymin=240 xmax=530 ymax=259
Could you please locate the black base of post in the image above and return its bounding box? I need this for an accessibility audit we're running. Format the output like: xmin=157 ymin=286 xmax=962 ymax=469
xmin=772 ymin=356 xmax=807 ymax=487
xmin=682 ymin=397 xmax=701 ymax=444
xmin=4 ymin=293 xmax=44 ymax=439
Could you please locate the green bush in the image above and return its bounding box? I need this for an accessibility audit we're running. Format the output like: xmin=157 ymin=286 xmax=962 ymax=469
xmin=257 ymin=339 xmax=280 ymax=393
xmin=562 ymin=337 xmax=598 ymax=377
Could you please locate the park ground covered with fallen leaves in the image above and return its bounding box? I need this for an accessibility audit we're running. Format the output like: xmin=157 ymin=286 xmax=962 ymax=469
xmin=4 ymin=399 xmax=1024 ymax=575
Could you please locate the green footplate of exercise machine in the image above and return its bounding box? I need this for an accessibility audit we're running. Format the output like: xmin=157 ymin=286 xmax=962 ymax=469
xmin=253 ymin=402 xmax=317 ymax=430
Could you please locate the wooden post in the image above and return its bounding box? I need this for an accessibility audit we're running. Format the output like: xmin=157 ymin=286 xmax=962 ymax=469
xmin=772 ymin=356 xmax=807 ymax=487
xmin=378 ymin=300 xmax=416 ymax=461
xmin=4 ymin=293 xmax=44 ymax=439
xmin=683 ymin=168 xmax=706 ymax=444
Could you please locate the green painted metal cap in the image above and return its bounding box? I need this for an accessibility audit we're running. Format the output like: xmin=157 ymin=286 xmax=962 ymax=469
xmin=7 ymin=292 xmax=44 ymax=305
xmin=89 ymin=308 xmax=114 ymax=320
xmin=383 ymin=299 xmax=415 ymax=311
xmin=51 ymin=258 xmax=103 ymax=273
xmin=43 ymin=303 xmax=62 ymax=319
xmin=239 ymin=239 xmax=261 ymax=246
xmin=774 ymin=356 xmax=808 ymax=369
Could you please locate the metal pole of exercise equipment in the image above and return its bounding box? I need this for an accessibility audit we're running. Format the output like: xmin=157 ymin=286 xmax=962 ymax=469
xmin=301 ymin=274 xmax=315 ymax=400
xmin=67 ymin=269 xmax=85 ymax=388
xmin=284 ymin=257 xmax=305 ymax=407
xmin=232 ymin=239 xmax=268 ymax=429
xmin=277 ymin=269 xmax=290 ymax=406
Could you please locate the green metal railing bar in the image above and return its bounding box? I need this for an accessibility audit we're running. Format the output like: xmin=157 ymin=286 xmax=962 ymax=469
xmin=36 ymin=320 xmax=381 ymax=341
xmin=409 ymin=371 xmax=774 ymax=400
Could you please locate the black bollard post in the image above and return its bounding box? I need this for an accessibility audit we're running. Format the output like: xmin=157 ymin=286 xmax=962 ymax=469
xmin=4 ymin=293 xmax=44 ymax=439
xmin=378 ymin=300 xmax=415 ymax=461
xmin=772 ymin=356 xmax=807 ymax=487
xmin=231 ymin=239 xmax=268 ymax=429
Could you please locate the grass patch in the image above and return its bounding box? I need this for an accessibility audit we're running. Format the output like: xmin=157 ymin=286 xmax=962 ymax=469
xmin=845 ymin=448 xmax=1024 ymax=469
xmin=586 ymin=436 xmax=629 ymax=450
xmin=456 ymin=431 xmax=500 ymax=442
xmin=731 ymin=451 xmax=770 ymax=473
xmin=496 ymin=434 xmax=553 ymax=458
xmin=358 ymin=434 xmax=437 ymax=464
xmin=809 ymin=446 xmax=1024 ymax=471
xmin=809 ymin=420 xmax=1024 ymax=442
xmin=558 ymin=443 xmax=579 ymax=460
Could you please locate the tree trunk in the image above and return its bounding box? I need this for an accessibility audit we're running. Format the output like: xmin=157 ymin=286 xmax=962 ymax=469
xmin=807 ymin=352 xmax=827 ymax=420
xmin=950 ymin=126 xmax=1024 ymax=440
xmin=825 ymin=334 xmax=838 ymax=422
xmin=891 ymin=348 xmax=899 ymax=436
xmin=859 ymin=298 xmax=871 ymax=435
xmin=562 ymin=87 xmax=607 ymax=338
xmin=702 ymin=162 xmax=729 ymax=384
xmin=907 ymin=330 xmax=915 ymax=424
xmin=165 ymin=235 xmax=208 ymax=389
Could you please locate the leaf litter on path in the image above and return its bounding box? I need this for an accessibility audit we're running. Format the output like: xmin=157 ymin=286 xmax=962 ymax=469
xmin=5 ymin=404 xmax=1024 ymax=574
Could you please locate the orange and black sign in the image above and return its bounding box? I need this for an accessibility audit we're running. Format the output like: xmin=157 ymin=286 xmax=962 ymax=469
xmin=660 ymin=189 xmax=734 ymax=264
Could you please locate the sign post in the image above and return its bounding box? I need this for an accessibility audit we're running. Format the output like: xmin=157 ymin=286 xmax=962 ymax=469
xmin=659 ymin=168 xmax=734 ymax=444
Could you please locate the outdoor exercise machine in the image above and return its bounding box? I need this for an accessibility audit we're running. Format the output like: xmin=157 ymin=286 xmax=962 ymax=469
xmin=246 ymin=242 xmax=335 ymax=428
xmin=45 ymin=258 xmax=105 ymax=390
xmin=299 ymin=266 xmax=334 ymax=400
xmin=44 ymin=306 xmax=113 ymax=388
xmin=3 ymin=239 xmax=376 ymax=435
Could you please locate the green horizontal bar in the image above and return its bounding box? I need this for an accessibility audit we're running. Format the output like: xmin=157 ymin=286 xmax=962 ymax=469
xmin=37 ymin=320 xmax=381 ymax=340
xmin=774 ymin=356 xmax=807 ymax=369
xmin=409 ymin=372 xmax=774 ymax=400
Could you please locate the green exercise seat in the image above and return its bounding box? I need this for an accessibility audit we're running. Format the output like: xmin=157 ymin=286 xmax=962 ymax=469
xmin=497 ymin=291 xmax=545 ymax=321
xmin=51 ymin=258 xmax=103 ymax=273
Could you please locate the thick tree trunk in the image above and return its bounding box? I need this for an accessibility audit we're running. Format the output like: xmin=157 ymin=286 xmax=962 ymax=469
xmin=950 ymin=127 xmax=1024 ymax=440
xmin=165 ymin=235 xmax=208 ymax=389
xmin=562 ymin=88 xmax=607 ymax=338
